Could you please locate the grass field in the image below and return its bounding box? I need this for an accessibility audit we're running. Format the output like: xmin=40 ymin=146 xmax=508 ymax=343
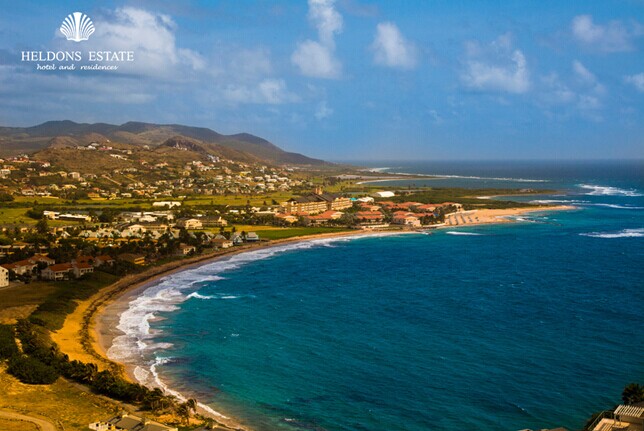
xmin=0 ymin=208 xmax=33 ymax=225
xmin=0 ymin=282 xmax=58 ymax=312
xmin=0 ymin=207 xmax=81 ymax=227
xmin=256 ymin=227 xmax=351 ymax=240
xmin=0 ymin=418 xmax=38 ymax=431
xmin=0 ymin=365 xmax=120 ymax=431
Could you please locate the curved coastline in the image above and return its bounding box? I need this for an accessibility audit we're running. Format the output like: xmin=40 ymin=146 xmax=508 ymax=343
xmin=54 ymin=205 xmax=575 ymax=429
xmin=60 ymin=229 xmax=400 ymax=429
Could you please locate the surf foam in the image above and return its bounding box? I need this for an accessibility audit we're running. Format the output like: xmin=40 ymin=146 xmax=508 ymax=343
xmin=580 ymin=228 xmax=644 ymax=238
xmin=578 ymin=184 xmax=642 ymax=197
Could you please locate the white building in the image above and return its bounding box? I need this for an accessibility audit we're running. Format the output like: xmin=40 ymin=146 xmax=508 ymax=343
xmin=0 ymin=266 xmax=8 ymax=287
xmin=373 ymin=191 xmax=395 ymax=198
xmin=153 ymin=201 xmax=182 ymax=208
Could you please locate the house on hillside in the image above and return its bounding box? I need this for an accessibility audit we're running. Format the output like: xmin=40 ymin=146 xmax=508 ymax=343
xmin=29 ymin=254 xmax=55 ymax=266
xmin=275 ymin=213 xmax=298 ymax=224
xmin=73 ymin=262 xmax=94 ymax=278
xmin=231 ymin=233 xmax=244 ymax=245
xmin=305 ymin=210 xmax=344 ymax=225
xmin=41 ymin=263 xmax=74 ymax=281
xmin=245 ymin=232 xmax=260 ymax=242
xmin=356 ymin=211 xmax=385 ymax=224
xmin=1 ymin=259 xmax=37 ymax=276
xmin=392 ymin=211 xmax=421 ymax=227
xmin=177 ymin=243 xmax=196 ymax=255
xmin=89 ymin=413 xmax=178 ymax=431
xmin=588 ymin=404 xmax=644 ymax=431
xmin=94 ymin=255 xmax=115 ymax=267
xmin=118 ymin=253 xmax=146 ymax=265
xmin=175 ymin=218 xmax=203 ymax=230
xmin=201 ymin=216 xmax=228 ymax=227
xmin=212 ymin=238 xmax=233 ymax=249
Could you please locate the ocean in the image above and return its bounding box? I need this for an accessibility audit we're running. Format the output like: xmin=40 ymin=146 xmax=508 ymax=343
xmin=108 ymin=160 xmax=644 ymax=431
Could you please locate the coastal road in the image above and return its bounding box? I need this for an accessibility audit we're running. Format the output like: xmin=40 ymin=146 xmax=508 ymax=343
xmin=0 ymin=409 xmax=57 ymax=431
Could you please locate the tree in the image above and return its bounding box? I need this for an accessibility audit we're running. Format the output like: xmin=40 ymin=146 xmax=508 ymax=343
xmin=36 ymin=218 xmax=49 ymax=235
xmin=177 ymin=403 xmax=191 ymax=425
xmin=622 ymin=383 xmax=644 ymax=405
xmin=186 ymin=398 xmax=198 ymax=414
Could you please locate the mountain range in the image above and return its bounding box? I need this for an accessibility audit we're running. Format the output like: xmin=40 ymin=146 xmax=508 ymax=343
xmin=0 ymin=120 xmax=326 ymax=165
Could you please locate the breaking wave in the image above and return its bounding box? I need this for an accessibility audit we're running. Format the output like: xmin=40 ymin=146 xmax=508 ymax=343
xmin=578 ymin=184 xmax=642 ymax=197
xmin=107 ymin=232 xmax=411 ymax=416
xmin=445 ymin=231 xmax=484 ymax=236
xmin=580 ymin=228 xmax=644 ymax=239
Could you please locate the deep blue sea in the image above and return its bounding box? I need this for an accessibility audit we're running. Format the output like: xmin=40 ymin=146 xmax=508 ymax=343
xmin=108 ymin=161 xmax=644 ymax=431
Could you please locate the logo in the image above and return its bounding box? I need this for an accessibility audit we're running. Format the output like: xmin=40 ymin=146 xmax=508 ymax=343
xmin=60 ymin=12 xmax=95 ymax=42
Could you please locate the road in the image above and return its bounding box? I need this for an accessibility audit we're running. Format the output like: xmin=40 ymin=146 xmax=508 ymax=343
xmin=0 ymin=409 xmax=57 ymax=431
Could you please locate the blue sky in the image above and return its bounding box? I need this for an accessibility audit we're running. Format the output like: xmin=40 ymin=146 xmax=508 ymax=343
xmin=0 ymin=0 xmax=643 ymax=161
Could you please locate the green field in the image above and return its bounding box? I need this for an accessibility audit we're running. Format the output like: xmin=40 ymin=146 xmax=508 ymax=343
xmin=0 ymin=208 xmax=33 ymax=225
xmin=256 ymin=227 xmax=351 ymax=240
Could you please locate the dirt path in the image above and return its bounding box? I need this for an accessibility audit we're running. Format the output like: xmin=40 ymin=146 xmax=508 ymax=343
xmin=0 ymin=410 xmax=57 ymax=431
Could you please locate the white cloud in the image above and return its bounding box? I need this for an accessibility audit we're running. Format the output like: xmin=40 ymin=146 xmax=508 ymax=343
xmin=572 ymin=60 xmax=606 ymax=95
xmin=82 ymin=7 xmax=205 ymax=76
xmin=292 ymin=0 xmax=343 ymax=79
xmin=571 ymin=15 xmax=637 ymax=53
xmin=315 ymin=100 xmax=333 ymax=119
xmin=292 ymin=40 xmax=341 ymax=78
xmin=572 ymin=60 xmax=595 ymax=83
xmin=371 ymin=22 xmax=417 ymax=70
xmin=538 ymin=63 xmax=606 ymax=121
xmin=540 ymin=73 xmax=576 ymax=104
xmin=229 ymin=48 xmax=273 ymax=79
xmin=461 ymin=35 xmax=530 ymax=94
xmin=625 ymin=73 xmax=644 ymax=92
xmin=222 ymin=79 xmax=298 ymax=105
xmin=308 ymin=0 xmax=343 ymax=46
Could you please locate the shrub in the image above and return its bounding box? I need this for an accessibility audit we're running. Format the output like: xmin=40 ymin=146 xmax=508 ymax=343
xmin=7 ymin=354 xmax=60 ymax=384
xmin=0 ymin=324 xmax=19 ymax=359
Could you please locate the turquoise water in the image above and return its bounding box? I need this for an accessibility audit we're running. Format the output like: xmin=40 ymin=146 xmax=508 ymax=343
xmin=109 ymin=161 xmax=644 ymax=431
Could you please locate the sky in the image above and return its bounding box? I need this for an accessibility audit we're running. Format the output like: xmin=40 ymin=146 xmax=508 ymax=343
xmin=0 ymin=0 xmax=643 ymax=161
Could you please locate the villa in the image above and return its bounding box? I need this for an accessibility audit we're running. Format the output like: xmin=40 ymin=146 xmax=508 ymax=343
xmin=177 ymin=244 xmax=196 ymax=255
xmin=41 ymin=263 xmax=74 ymax=281
xmin=212 ymin=238 xmax=233 ymax=249
xmin=305 ymin=210 xmax=344 ymax=225
xmin=245 ymin=232 xmax=260 ymax=242
xmin=392 ymin=211 xmax=422 ymax=227
xmin=118 ymin=253 xmax=146 ymax=266
xmin=175 ymin=218 xmax=203 ymax=230
xmin=588 ymin=404 xmax=644 ymax=431
xmin=89 ymin=413 xmax=177 ymax=431
xmin=1 ymin=259 xmax=37 ymax=276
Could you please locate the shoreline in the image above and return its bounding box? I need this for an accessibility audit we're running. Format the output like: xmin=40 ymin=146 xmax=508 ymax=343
xmin=52 ymin=205 xmax=574 ymax=429
xmin=53 ymin=229 xmax=406 ymax=429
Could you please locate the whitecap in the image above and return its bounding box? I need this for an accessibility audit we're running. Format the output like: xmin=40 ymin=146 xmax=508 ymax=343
xmin=445 ymin=231 xmax=483 ymax=236
xmin=386 ymin=172 xmax=550 ymax=183
xmin=577 ymin=184 xmax=642 ymax=197
xmin=530 ymin=199 xmax=589 ymax=204
xmin=587 ymin=203 xmax=644 ymax=210
xmin=580 ymin=228 xmax=644 ymax=238
xmin=147 ymin=356 xmax=229 ymax=418
xmin=187 ymin=292 xmax=215 ymax=300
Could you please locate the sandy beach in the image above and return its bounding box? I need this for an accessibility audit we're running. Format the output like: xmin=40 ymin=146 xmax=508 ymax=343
xmin=51 ymin=204 xmax=575 ymax=428
xmin=442 ymin=205 xmax=575 ymax=227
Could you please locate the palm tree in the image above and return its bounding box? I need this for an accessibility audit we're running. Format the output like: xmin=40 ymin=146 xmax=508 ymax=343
xmin=176 ymin=403 xmax=190 ymax=425
xmin=622 ymin=383 xmax=644 ymax=404
xmin=186 ymin=398 xmax=198 ymax=414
